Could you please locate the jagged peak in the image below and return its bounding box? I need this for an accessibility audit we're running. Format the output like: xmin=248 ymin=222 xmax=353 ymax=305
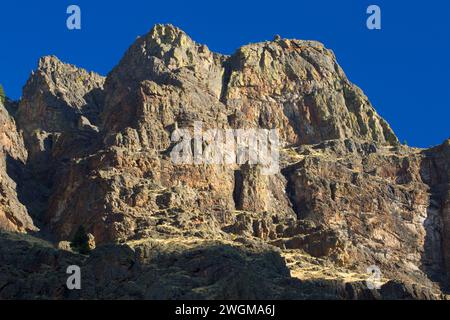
xmin=111 ymin=24 xmax=335 ymax=84
xmin=36 ymin=55 xmax=85 ymax=79
xmin=18 ymin=56 xmax=105 ymax=129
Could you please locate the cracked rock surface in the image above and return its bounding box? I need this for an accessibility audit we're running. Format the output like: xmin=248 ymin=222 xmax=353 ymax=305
xmin=0 ymin=24 xmax=449 ymax=299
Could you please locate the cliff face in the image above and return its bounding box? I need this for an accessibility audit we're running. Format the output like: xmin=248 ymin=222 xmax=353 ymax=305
xmin=0 ymin=98 xmax=36 ymax=233
xmin=16 ymin=56 xmax=105 ymax=184
xmin=0 ymin=24 xmax=449 ymax=299
xmin=420 ymin=140 xmax=450 ymax=283
xmin=44 ymin=25 xmax=400 ymax=243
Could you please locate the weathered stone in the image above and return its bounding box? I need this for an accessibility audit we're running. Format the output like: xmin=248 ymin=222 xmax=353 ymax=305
xmin=16 ymin=56 xmax=105 ymax=164
xmin=223 ymin=39 xmax=398 ymax=146
xmin=57 ymin=241 xmax=72 ymax=251
xmin=2 ymin=232 xmax=442 ymax=300
xmin=0 ymin=99 xmax=36 ymax=233
xmin=1 ymin=24 xmax=449 ymax=299
xmin=87 ymin=233 xmax=96 ymax=250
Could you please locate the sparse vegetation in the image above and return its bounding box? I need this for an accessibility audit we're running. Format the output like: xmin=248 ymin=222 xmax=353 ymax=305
xmin=70 ymin=225 xmax=91 ymax=254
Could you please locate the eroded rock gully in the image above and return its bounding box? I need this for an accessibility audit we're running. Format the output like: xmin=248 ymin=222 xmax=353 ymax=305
xmin=0 ymin=24 xmax=449 ymax=299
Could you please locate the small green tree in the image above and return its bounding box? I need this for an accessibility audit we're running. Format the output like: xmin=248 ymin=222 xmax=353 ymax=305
xmin=70 ymin=226 xmax=91 ymax=255
xmin=0 ymin=84 xmax=5 ymax=105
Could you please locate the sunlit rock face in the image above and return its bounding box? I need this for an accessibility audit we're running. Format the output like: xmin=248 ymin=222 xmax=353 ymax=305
xmin=1 ymin=24 xmax=449 ymax=298
xmin=0 ymin=98 xmax=36 ymax=233
xmin=223 ymin=39 xmax=398 ymax=146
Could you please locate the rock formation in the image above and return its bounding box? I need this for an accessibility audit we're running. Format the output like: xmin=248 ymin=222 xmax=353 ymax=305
xmin=0 ymin=24 xmax=449 ymax=299
xmin=0 ymin=98 xmax=36 ymax=232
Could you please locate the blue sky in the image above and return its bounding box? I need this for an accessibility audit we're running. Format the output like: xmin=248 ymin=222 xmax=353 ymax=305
xmin=0 ymin=0 xmax=448 ymax=147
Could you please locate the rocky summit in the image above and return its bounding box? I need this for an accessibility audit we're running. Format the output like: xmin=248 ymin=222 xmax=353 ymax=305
xmin=0 ymin=24 xmax=449 ymax=300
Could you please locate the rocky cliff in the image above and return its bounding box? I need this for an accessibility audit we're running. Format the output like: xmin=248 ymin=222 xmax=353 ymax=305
xmin=0 ymin=24 xmax=448 ymax=300
xmin=0 ymin=98 xmax=36 ymax=233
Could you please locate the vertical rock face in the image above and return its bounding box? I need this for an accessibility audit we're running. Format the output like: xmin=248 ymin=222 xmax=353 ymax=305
xmin=0 ymin=99 xmax=36 ymax=232
xmin=1 ymin=24 xmax=449 ymax=298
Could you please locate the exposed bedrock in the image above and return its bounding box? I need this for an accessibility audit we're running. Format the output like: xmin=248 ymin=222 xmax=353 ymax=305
xmin=1 ymin=24 xmax=449 ymax=298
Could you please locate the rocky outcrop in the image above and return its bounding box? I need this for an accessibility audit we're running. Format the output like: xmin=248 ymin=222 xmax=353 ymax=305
xmin=39 ymin=26 xmax=235 ymax=242
xmin=17 ymin=56 xmax=104 ymax=164
xmin=223 ymin=39 xmax=398 ymax=146
xmin=420 ymin=139 xmax=450 ymax=287
xmin=42 ymin=25 xmax=400 ymax=245
xmin=0 ymin=231 xmax=442 ymax=300
xmin=0 ymin=99 xmax=36 ymax=233
xmin=277 ymin=140 xmax=443 ymax=289
xmin=0 ymin=24 xmax=448 ymax=299
xmin=12 ymin=56 xmax=105 ymax=222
